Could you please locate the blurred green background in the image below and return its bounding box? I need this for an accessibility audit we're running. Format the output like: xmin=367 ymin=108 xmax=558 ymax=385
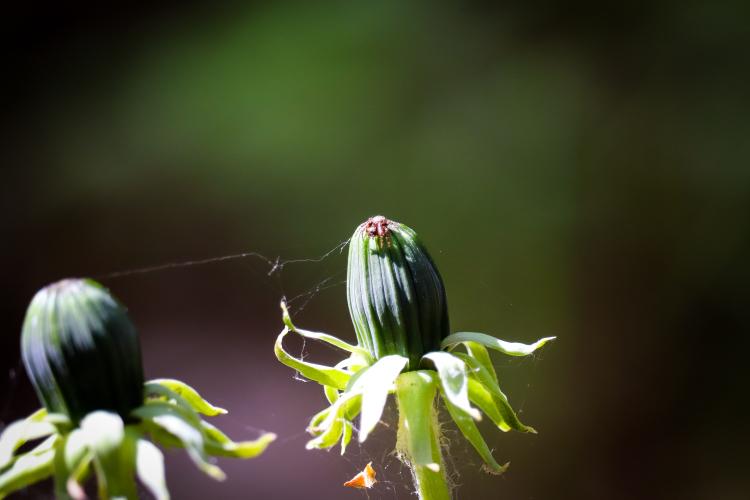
xmin=2 ymin=0 xmax=749 ymax=498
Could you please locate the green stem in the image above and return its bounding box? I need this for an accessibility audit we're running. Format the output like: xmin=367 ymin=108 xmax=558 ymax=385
xmin=53 ymin=434 xmax=73 ymax=500
xmin=395 ymin=371 xmax=451 ymax=500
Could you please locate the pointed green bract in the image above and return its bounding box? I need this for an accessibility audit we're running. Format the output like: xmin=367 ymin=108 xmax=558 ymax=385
xmin=146 ymin=379 xmax=227 ymax=416
xmin=22 ymin=280 xmax=145 ymax=425
xmin=274 ymin=327 xmax=353 ymax=390
xmin=422 ymin=352 xmax=481 ymax=421
xmin=281 ymin=302 xmax=373 ymax=365
xmin=134 ymin=403 xmax=225 ymax=481
xmin=463 ymin=341 xmax=498 ymax=385
xmin=340 ymin=422 xmax=353 ymax=455
xmin=455 ymin=353 xmax=536 ymax=434
xmin=306 ymin=392 xmax=362 ymax=450
xmin=135 ymin=439 xmax=169 ymax=500
xmin=199 ymin=420 xmax=276 ymax=458
xmin=144 ymin=383 xmax=203 ymax=423
xmin=80 ymin=411 xmax=139 ymax=500
xmin=334 ymin=355 xmax=368 ymax=371
xmin=199 ymin=420 xmax=231 ymax=443
xmin=63 ymin=448 xmax=94 ymax=500
xmin=0 ymin=417 xmax=56 ymax=469
xmin=355 ymin=355 xmax=408 ymax=441
xmin=441 ymin=332 xmax=555 ymax=356
xmin=204 ymin=432 xmax=276 ymax=459
xmin=438 ymin=384 xmax=508 ymax=473
xmin=0 ymin=442 xmax=56 ymax=499
xmin=58 ymin=429 xmax=93 ymax=500
xmin=324 ymin=385 xmax=340 ymax=404
xmin=467 ymin=378 xmax=510 ymax=432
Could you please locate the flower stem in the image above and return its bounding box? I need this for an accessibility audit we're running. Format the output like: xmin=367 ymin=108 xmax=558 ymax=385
xmin=395 ymin=371 xmax=451 ymax=500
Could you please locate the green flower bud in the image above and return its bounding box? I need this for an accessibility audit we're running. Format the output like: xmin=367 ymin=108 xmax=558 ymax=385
xmin=347 ymin=216 xmax=449 ymax=369
xmin=21 ymin=279 xmax=145 ymax=425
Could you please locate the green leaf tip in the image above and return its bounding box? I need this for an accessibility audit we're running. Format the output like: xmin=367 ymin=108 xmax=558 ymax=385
xmin=482 ymin=462 xmax=510 ymax=475
xmin=354 ymin=355 xmax=408 ymax=442
xmin=0 ymin=415 xmax=55 ymax=470
xmin=274 ymin=328 xmax=353 ymax=391
xmin=441 ymin=332 xmax=556 ymax=356
xmin=456 ymin=353 xmax=537 ymax=434
xmin=281 ymin=299 xmax=294 ymax=331
xmin=146 ymin=379 xmax=227 ymax=416
xmin=422 ymin=352 xmax=481 ymax=421
xmin=278 ymin=301 xmax=373 ymax=364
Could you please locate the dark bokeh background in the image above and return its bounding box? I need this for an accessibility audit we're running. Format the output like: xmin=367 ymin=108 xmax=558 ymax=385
xmin=2 ymin=1 xmax=749 ymax=498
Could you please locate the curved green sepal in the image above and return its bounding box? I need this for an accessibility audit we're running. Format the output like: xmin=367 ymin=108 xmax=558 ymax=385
xmin=324 ymin=385 xmax=340 ymax=405
xmin=441 ymin=332 xmax=555 ymax=356
xmin=0 ymin=440 xmax=56 ymax=499
xmin=198 ymin=418 xmax=276 ymax=458
xmin=146 ymin=379 xmax=226 ymax=416
xmin=281 ymin=301 xmax=374 ymax=365
xmin=61 ymin=439 xmax=94 ymax=500
xmin=334 ymin=355 xmax=368 ymax=372
xmin=133 ymin=401 xmax=225 ymax=481
xmin=308 ymin=406 xmax=333 ymax=435
xmin=275 ymin=327 xmax=352 ymax=391
xmin=439 ymin=383 xmax=507 ymax=473
xmin=63 ymin=449 xmax=94 ymax=500
xmin=344 ymin=365 xmax=370 ymax=393
xmin=463 ymin=341 xmax=498 ymax=386
xmin=205 ymin=432 xmax=276 ymax=459
xmin=53 ymin=428 xmax=92 ymax=500
xmin=421 ymin=352 xmax=481 ymax=421
xmin=199 ymin=420 xmax=230 ymax=443
xmin=79 ymin=411 xmax=139 ymax=500
xmin=467 ymin=378 xmax=510 ymax=432
xmin=340 ymin=422 xmax=353 ymax=455
xmin=43 ymin=413 xmax=73 ymax=435
xmin=0 ymin=410 xmax=56 ymax=469
xmin=454 ymin=353 xmax=536 ymax=434
xmin=135 ymin=439 xmax=169 ymax=500
xmin=354 ymin=355 xmax=407 ymax=442
xmin=306 ymin=392 xmax=361 ymax=450
xmin=394 ymin=371 xmax=440 ymax=472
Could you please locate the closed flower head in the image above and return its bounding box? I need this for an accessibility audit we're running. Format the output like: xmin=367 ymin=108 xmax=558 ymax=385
xmin=348 ymin=216 xmax=449 ymax=369
xmin=21 ymin=279 xmax=144 ymax=425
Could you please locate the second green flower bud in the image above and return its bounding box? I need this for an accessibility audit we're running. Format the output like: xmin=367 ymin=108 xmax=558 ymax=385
xmin=21 ymin=279 xmax=145 ymax=425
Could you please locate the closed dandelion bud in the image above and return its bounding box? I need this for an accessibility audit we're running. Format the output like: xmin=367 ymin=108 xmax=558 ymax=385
xmin=21 ymin=279 xmax=144 ymax=425
xmin=347 ymin=216 xmax=449 ymax=369
xmin=277 ymin=216 xmax=554 ymax=500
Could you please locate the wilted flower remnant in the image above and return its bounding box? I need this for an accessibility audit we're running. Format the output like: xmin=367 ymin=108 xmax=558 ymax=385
xmin=344 ymin=462 xmax=376 ymax=489
xmin=275 ymin=216 xmax=554 ymax=500
xmin=0 ymin=279 xmax=274 ymax=500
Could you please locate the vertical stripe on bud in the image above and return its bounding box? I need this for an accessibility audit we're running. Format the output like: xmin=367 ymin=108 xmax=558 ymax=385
xmin=347 ymin=216 xmax=449 ymax=369
xmin=21 ymin=279 xmax=145 ymax=425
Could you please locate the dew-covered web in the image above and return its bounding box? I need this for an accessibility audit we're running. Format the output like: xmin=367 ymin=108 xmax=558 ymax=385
xmin=1 ymin=236 xmax=555 ymax=500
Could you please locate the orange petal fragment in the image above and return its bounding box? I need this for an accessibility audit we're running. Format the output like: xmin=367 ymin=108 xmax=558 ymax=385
xmin=344 ymin=462 xmax=377 ymax=489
